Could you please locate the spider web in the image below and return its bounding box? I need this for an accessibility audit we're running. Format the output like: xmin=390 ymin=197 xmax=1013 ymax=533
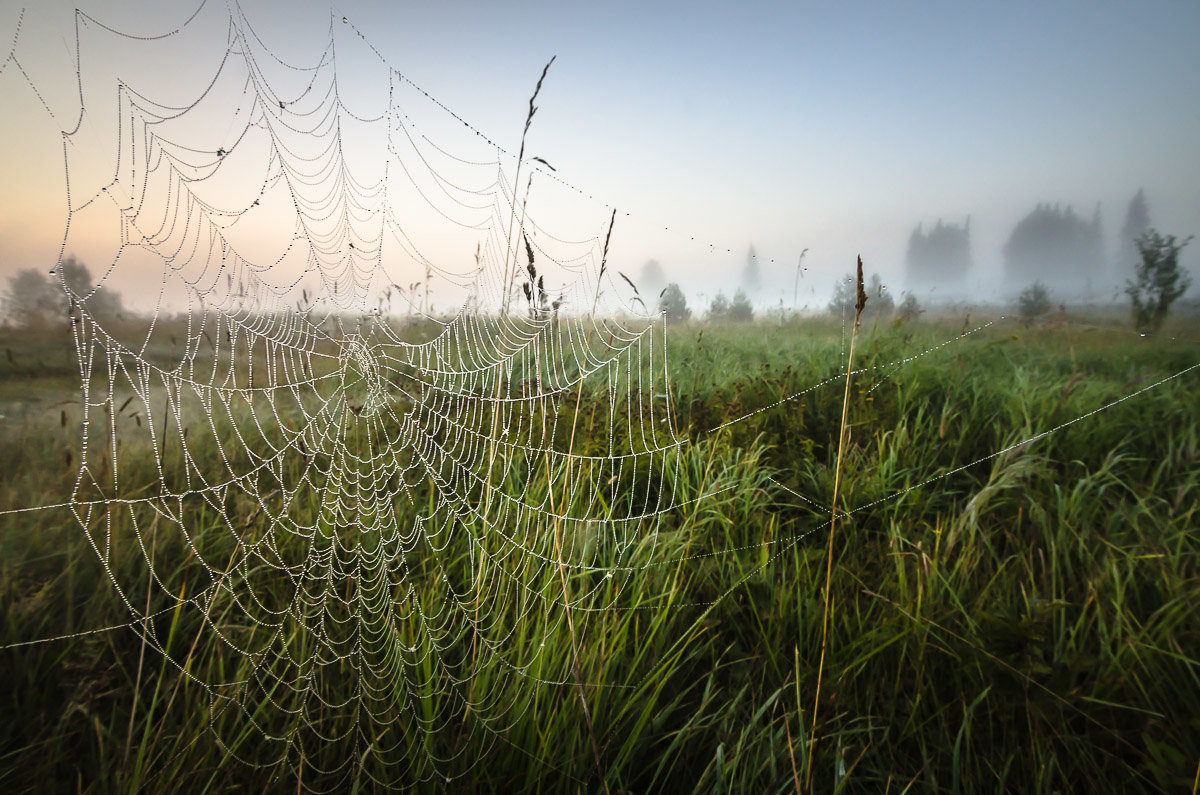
xmin=2 ymin=1 xmax=1198 ymax=790
xmin=15 ymin=2 xmax=687 ymax=786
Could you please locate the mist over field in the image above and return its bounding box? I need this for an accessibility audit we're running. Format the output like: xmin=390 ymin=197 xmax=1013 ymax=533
xmin=2 ymin=2 xmax=1199 ymax=318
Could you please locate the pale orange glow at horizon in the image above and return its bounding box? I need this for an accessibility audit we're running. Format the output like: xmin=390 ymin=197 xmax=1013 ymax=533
xmin=2 ymin=0 xmax=1199 ymax=317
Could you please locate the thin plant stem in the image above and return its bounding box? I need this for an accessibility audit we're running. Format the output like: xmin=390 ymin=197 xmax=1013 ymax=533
xmin=552 ymin=208 xmax=617 ymax=794
xmin=805 ymin=256 xmax=867 ymax=793
xmin=499 ymin=56 xmax=555 ymax=316
xmin=123 ymin=512 xmax=159 ymax=775
xmin=784 ymin=678 xmax=802 ymax=795
xmin=475 ymin=54 xmax=555 ymax=694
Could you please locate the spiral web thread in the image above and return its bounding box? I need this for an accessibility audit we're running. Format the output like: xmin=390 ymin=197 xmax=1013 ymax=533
xmin=3 ymin=1 xmax=1199 ymax=789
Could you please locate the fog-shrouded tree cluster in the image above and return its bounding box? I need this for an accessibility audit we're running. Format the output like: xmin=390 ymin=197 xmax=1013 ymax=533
xmin=906 ymin=218 xmax=972 ymax=286
xmin=1003 ymin=203 xmax=1103 ymax=296
xmin=3 ymin=256 xmax=125 ymax=328
xmin=3 ymin=269 xmax=63 ymax=328
xmin=728 ymin=289 xmax=754 ymax=322
xmin=896 ymin=291 xmax=923 ymax=322
xmin=903 ymin=191 xmax=1176 ymax=305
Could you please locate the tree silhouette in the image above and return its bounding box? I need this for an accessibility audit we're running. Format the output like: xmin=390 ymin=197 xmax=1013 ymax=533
xmin=897 ymin=291 xmax=923 ymax=322
xmin=728 ymin=289 xmax=754 ymax=322
xmin=906 ymin=218 xmax=972 ymax=286
xmin=829 ymin=278 xmax=856 ymax=317
xmin=3 ymin=256 xmax=126 ymax=327
xmin=866 ymin=273 xmax=894 ymax=316
xmin=1018 ymin=281 xmax=1053 ymax=324
xmin=829 ymin=272 xmax=892 ymax=318
xmin=741 ymin=245 xmax=760 ymax=295
xmin=1126 ymin=229 xmax=1192 ymax=335
xmin=3 ymin=268 xmax=63 ymax=327
xmin=639 ymin=259 xmax=666 ymax=297
xmin=1003 ymin=203 xmax=1103 ymax=295
xmin=63 ymin=256 xmax=125 ymax=323
xmin=1117 ymin=189 xmax=1151 ymax=270
xmin=657 ymin=282 xmax=691 ymax=323
xmin=707 ymin=292 xmax=731 ymax=321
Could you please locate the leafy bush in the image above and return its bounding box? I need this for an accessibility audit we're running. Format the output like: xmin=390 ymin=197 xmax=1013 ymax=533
xmin=1126 ymin=229 xmax=1192 ymax=335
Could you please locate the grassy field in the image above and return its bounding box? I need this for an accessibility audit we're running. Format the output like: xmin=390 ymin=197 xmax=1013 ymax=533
xmin=1 ymin=310 xmax=1198 ymax=792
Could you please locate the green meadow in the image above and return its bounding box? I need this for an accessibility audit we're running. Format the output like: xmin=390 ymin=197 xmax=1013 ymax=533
xmin=1 ymin=311 xmax=1198 ymax=792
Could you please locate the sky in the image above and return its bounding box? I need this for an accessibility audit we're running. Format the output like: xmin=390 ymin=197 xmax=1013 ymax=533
xmin=1 ymin=0 xmax=1199 ymax=315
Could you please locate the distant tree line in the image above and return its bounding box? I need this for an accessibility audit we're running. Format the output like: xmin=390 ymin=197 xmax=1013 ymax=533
xmin=652 ymin=284 xmax=758 ymax=324
xmin=639 ymin=192 xmax=1187 ymax=334
xmin=648 ymin=245 xmax=764 ymax=324
xmin=905 ymin=190 xmax=1172 ymax=300
xmin=706 ymin=290 xmax=754 ymax=323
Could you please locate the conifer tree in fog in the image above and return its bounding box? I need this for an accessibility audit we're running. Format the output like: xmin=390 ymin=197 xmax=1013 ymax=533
xmin=741 ymin=245 xmax=760 ymax=295
xmin=1118 ymin=189 xmax=1151 ymax=271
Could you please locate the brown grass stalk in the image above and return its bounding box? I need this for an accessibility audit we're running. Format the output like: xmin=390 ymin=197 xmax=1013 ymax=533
xmin=474 ymin=54 xmax=556 ymax=700
xmin=499 ymin=56 xmax=555 ymax=316
xmin=804 ymin=256 xmax=867 ymax=792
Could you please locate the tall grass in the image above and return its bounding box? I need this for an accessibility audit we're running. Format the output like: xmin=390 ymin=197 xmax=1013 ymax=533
xmin=2 ymin=312 xmax=1199 ymax=791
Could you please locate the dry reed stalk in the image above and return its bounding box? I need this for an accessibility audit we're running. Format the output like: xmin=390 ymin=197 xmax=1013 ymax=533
xmin=475 ymin=60 xmax=608 ymax=791
xmin=499 ymin=56 xmax=555 ymax=316
xmin=549 ymin=207 xmax=617 ymax=794
xmin=474 ymin=54 xmax=555 ymax=699
xmin=804 ymin=256 xmax=867 ymax=793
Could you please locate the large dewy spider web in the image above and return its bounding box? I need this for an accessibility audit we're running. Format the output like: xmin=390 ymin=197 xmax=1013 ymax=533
xmin=21 ymin=2 xmax=690 ymax=785
xmin=4 ymin=2 xmax=1199 ymax=790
